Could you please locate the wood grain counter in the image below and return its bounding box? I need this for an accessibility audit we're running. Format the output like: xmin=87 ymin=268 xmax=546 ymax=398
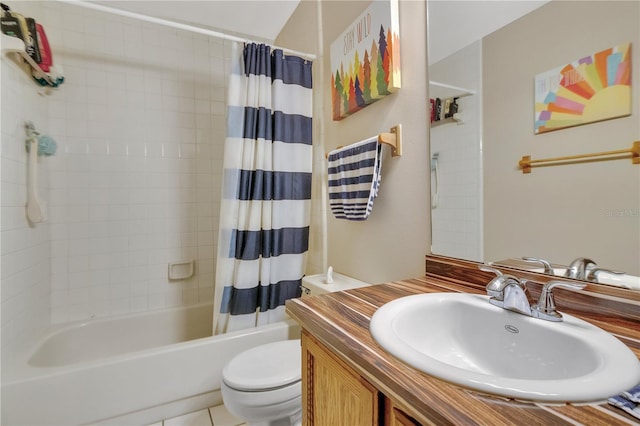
xmin=286 ymin=257 xmax=640 ymax=425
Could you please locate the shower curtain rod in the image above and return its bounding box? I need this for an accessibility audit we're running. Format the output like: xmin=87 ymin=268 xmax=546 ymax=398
xmin=57 ymin=0 xmax=317 ymax=60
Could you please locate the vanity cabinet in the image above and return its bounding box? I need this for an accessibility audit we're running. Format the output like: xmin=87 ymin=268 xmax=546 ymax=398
xmin=301 ymin=331 xmax=425 ymax=426
xmin=288 ymin=257 xmax=640 ymax=425
xmin=302 ymin=331 xmax=378 ymax=426
xmin=384 ymin=399 xmax=423 ymax=426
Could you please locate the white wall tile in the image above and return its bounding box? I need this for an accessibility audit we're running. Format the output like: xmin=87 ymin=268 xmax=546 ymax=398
xmin=2 ymin=3 xmax=227 ymax=345
xmin=39 ymin=4 xmax=227 ymax=323
xmin=1 ymin=14 xmax=52 ymax=358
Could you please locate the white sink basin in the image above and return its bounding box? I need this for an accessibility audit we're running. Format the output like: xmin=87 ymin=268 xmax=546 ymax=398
xmin=593 ymin=272 xmax=640 ymax=290
xmin=370 ymin=293 xmax=640 ymax=402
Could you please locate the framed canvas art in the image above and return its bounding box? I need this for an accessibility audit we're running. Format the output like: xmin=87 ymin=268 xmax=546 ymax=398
xmin=534 ymin=43 xmax=631 ymax=134
xmin=330 ymin=0 xmax=401 ymax=121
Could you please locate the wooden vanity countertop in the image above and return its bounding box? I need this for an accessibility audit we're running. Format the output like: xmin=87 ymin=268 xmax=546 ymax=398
xmin=285 ymin=276 xmax=640 ymax=425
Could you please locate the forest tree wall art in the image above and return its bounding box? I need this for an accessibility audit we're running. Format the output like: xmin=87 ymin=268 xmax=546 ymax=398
xmin=330 ymin=0 xmax=401 ymax=120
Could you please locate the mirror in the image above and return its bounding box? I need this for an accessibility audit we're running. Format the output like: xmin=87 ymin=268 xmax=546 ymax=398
xmin=427 ymin=0 xmax=640 ymax=290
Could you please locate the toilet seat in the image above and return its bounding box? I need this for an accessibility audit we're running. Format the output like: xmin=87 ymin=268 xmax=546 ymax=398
xmin=222 ymin=339 xmax=301 ymax=391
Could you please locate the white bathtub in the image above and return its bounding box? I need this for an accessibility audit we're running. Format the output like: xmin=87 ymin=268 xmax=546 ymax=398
xmin=1 ymin=303 xmax=301 ymax=426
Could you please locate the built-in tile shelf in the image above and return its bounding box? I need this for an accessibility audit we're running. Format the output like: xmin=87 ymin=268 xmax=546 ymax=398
xmin=429 ymin=81 xmax=475 ymax=127
xmin=429 ymin=80 xmax=475 ymax=100
xmin=430 ymin=115 xmax=463 ymax=127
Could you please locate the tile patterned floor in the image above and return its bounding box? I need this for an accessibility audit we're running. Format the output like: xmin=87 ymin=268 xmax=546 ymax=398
xmin=148 ymin=405 xmax=246 ymax=426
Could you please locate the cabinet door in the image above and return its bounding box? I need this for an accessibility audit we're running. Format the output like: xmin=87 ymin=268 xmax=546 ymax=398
xmin=385 ymin=398 xmax=424 ymax=426
xmin=302 ymin=331 xmax=379 ymax=426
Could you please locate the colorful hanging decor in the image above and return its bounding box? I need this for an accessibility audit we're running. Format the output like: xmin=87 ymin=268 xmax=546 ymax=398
xmin=330 ymin=0 xmax=401 ymax=121
xmin=534 ymin=43 xmax=631 ymax=134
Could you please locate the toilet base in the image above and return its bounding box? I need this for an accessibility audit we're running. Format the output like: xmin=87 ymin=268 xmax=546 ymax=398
xmin=221 ymin=381 xmax=301 ymax=426
xmin=246 ymin=410 xmax=301 ymax=426
xmin=221 ymin=339 xmax=303 ymax=426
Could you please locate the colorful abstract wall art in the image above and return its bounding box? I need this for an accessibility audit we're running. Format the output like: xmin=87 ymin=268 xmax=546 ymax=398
xmin=534 ymin=43 xmax=631 ymax=134
xmin=330 ymin=0 xmax=401 ymax=121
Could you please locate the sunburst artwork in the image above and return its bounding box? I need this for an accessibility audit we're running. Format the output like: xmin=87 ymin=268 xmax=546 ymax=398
xmin=534 ymin=43 xmax=631 ymax=134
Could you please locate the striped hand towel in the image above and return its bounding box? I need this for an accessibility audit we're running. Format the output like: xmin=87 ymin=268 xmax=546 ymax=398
xmin=327 ymin=137 xmax=382 ymax=220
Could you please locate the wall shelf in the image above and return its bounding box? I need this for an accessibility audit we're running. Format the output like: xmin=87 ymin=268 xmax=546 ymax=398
xmin=429 ymin=81 xmax=476 ymax=100
xmin=429 ymin=81 xmax=474 ymax=127
xmin=431 ymin=114 xmax=464 ymax=127
xmin=2 ymin=33 xmax=55 ymax=86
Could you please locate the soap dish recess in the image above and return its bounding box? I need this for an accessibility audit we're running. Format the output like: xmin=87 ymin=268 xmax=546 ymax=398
xmin=168 ymin=260 xmax=195 ymax=280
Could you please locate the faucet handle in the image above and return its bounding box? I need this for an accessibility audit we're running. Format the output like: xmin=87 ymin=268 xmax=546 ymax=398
xmin=479 ymin=265 xmax=503 ymax=298
xmin=522 ymin=257 xmax=554 ymax=274
xmin=587 ymin=268 xmax=625 ymax=283
xmin=533 ymin=280 xmax=587 ymax=321
xmin=478 ymin=265 xmax=521 ymax=300
xmin=541 ymin=280 xmax=587 ymax=292
xmin=479 ymin=265 xmax=502 ymax=276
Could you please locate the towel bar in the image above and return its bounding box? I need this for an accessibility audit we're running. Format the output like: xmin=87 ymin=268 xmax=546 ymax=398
xmin=519 ymin=141 xmax=640 ymax=173
xmin=325 ymin=124 xmax=402 ymax=158
xmin=379 ymin=124 xmax=402 ymax=157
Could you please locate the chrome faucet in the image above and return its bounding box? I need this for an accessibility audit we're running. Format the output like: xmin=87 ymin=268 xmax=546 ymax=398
xmin=479 ymin=266 xmax=522 ymax=300
xmin=564 ymin=257 xmax=597 ymax=280
xmin=480 ymin=266 xmax=533 ymax=316
xmin=480 ymin=266 xmax=586 ymax=322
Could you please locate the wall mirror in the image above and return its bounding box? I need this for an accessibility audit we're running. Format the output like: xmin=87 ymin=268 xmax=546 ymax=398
xmin=427 ymin=0 xmax=640 ymax=291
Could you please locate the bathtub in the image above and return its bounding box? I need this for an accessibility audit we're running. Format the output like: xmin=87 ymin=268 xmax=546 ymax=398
xmin=1 ymin=303 xmax=301 ymax=426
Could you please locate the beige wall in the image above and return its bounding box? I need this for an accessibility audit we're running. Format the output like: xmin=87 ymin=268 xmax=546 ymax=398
xmin=278 ymin=1 xmax=430 ymax=283
xmin=483 ymin=1 xmax=640 ymax=274
xmin=276 ymin=0 xmax=325 ymax=276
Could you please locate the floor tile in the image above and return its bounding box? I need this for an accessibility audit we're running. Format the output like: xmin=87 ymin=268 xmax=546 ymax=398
xmin=209 ymin=405 xmax=246 ymax=426
xmin=164 ymin=409 xmax=212 ymax=426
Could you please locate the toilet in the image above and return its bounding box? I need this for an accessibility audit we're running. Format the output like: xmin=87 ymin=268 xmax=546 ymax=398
xmin=221 ymin=269 xmax=371 ymax=426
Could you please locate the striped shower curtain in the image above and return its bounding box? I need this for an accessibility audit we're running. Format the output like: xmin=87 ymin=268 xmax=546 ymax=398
xmin=214 ymin=43 xmax=313 ymax=334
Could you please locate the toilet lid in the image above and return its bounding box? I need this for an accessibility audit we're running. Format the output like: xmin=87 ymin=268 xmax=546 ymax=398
xmin=223 ymin=339 xmax=301 ymax=391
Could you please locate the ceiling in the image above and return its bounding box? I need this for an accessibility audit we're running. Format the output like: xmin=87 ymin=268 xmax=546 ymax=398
xmin=94 ymin=1 xmax=302 ymax=41
xmin=427 ymin=0 xmax=550 ymax=65
xmin=94 ymin=1 xmax=552 ymax=61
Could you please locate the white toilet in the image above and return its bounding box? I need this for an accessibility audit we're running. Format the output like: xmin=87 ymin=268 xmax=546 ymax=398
xmin=221 ymin=270 xmax=370 ymax=426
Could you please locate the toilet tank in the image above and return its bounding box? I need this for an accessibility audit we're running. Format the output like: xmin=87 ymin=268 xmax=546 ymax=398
xmin=301 ymin=270 xmax=371 ymax=296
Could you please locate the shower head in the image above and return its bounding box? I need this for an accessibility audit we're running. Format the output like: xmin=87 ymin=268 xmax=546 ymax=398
xmin=25 ymin=122 xmax=57 ymax=156
xmin=26 ymin=134 xmax=57 ymax=156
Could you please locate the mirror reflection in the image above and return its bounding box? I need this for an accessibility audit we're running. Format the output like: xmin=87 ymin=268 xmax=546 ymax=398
xmin=427 ymin=0 xmax=640 ymax=290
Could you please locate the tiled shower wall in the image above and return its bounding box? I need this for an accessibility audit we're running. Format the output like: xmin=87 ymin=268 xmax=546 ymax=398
xmin=429 ymin=41 xmax=483 ymax=262
xmin=2 ymin=0 xmax=230 ymax=334
xmin=44 ymin=2 xmax=229 ymax=323
xmin=1 ymin=2 xmax=51 ymax=357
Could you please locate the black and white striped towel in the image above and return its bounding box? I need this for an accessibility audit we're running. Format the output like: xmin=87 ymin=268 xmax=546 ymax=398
xmin=327 ymin=137 xmax=382 ymax=220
